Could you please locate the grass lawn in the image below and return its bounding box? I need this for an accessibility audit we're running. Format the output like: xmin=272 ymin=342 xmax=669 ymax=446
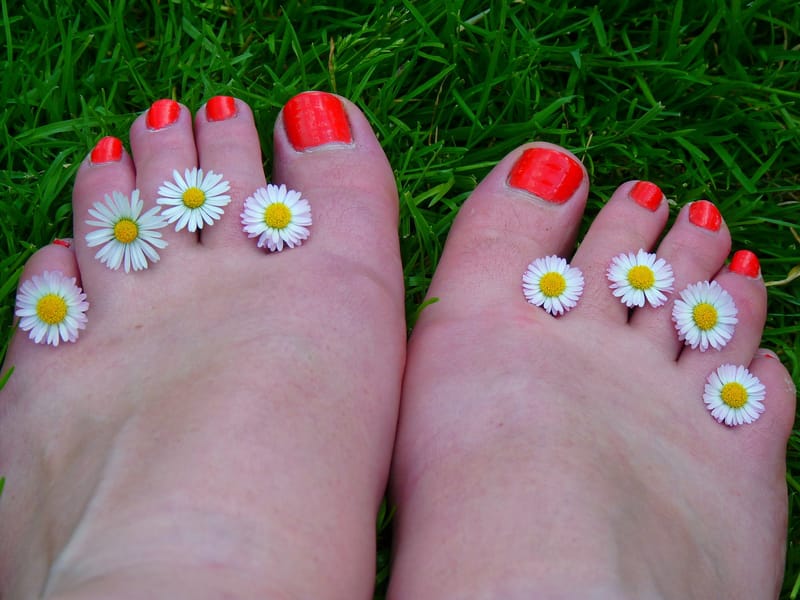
xmin=1 ymin=0 xmax=799 ymax=596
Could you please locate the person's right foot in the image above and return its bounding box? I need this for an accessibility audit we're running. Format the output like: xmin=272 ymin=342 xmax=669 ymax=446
xmin=390 ymin=143 xmax=795 ymax=599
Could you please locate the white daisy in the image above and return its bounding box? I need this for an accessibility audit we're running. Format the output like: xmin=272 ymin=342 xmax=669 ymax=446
xmin=703 ymin=364 xmax=765 ymax=426
xmin=672 ymin=280 xmax=737 ymax=351
xmin=85 ymin=190 xmax=169 ymax=272
xmin=156 ymin=167 xmax=231 ymax=232
xmin=240 ymin=184 xmax=312 ymax=252
xmin=522 ymin=255 xmax=584 ymax=316
xmin=607 ymin=249 xmax=674 ymax=308
xmin=15 ymin=270 xmax=89 ymax=346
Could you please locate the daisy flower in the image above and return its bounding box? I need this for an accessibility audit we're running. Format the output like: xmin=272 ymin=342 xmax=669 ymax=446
xmin=240 ymin=184 xmax=312 ymax=252
xmin=156 ymin=167 xmax=231 ymax=232
xmin=15 ymin=270 xmax=89 ymax=346
xmin=703 ymin=364 xmax=765 ymax=426
xmin=522 ymin=255 xmax=584 ymax=316
xmin=607 ymin=249 xmax=674 ymax=308
xmin=85 ymin=190 xmax=169 ymax=272
xmin=672 ymin=280 xmax=737 ymax=351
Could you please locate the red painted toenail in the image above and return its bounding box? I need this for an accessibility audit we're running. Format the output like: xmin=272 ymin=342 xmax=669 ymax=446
xmin=90 ymin=136 xmax=122 ymax=164
xmin=52 ymin=239 xmax=71 ymax=248
xmin=629 ymin=181 xmax=663 ymax=211
xmin=283 ymin=91 xmax=352 ymax=150
xmin=730 ymin=250 xmax=760 ymax=278
xmin=508 ymin=148 xmax=583 ymax=204
xmin=206 ymin=95 xmax=237 ymax=121
xmin=688 ymin=200 xmax=722 ymax=232
xmin=146 ymin=99 xmax=180 ymax=130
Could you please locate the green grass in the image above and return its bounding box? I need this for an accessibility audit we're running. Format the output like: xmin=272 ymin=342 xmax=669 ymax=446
xmin=1 ymin=0 xmax=799 ymax=596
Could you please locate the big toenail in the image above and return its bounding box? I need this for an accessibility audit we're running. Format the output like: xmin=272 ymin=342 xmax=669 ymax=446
xmin=15 ymin=270 xmax=89 ymax=346
xmin=672 ymin=281 xmax=737 ymax=351
xmin=508 ymin=148 xmax=583 ymax=203
xmin=729 ymin=250 xmax=761 ymax=278
xmin=522 ymin=255 xmax=584 ymax=315
xmin=206 ymin=96 xmax=237 ymax=121
xmin=283 ymin=92 xmax=352 ymax=151
xmin=85 ymin=190 xmax=169 ymax=272
xmin=90 ymin=136 xmax=123 ymax=164
xmin=703 ymin=364 xmax=765 ymax=426
xmin=688 ymin=200 xmax=722 ymax=231
xmin=156 ymin=168 xmax=232 ymax=232
xmin=146 ymin=99 xmax=180 ymax=130
xmin=607 ymin=249 xmax=674 ymax=308
xmin=629 ymin=181 xmax=663 ymax=211
xmin=241 ymin=184 xmax=312 ymax=252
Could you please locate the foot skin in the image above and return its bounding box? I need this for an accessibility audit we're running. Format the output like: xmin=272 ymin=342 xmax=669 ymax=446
xmin=390 ymin=144 xmax=796 ymax=598
xmin=0 ymin=93 xmax=405 ymax=599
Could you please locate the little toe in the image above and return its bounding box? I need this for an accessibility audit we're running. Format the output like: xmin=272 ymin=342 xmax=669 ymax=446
xmin=5 ymin=241 xmax=85 ymax=362
xmin=631 ymin=200 xmax=732 ymax=356
xmin=568 ymin=180 xmax=669 ymax=321
xmin=419 ymin=142 xmax=589 ymax=320
xmin=191 ymin=96 xmax=266 ymax=249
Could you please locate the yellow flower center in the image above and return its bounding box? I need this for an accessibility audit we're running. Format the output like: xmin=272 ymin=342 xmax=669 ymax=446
xmin=720 ymin=382 xmax=748 ymax=409
xmin=36 ymin=294 xmax=67 ymax=325
xmin=692 ymin=302 xmax=718 ymax=331
xmin=627 ymin=265 xmax=655 ymax=290
xmin=264 ymin=203 xmax=292 ymax=229
xmin=539 ymin=272 xmax=567 ymax=298
xmin=113 ymin=219 xmax=139 ymax=244
xmin=182 ymin=187 xmax=206 ymax=209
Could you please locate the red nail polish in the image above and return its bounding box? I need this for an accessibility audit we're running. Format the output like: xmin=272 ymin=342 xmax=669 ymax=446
xmin=730 ymin=250 xmax=760 ymax=278
xmin=629 ymin=181 xmax=662 ymax=211
xmin=508 ymin=147 xmax=584 ymax=204
xmin=206 ymin=96 xmax=237 ymax=122
xmin=90 ymin=136 xmax=122 ymax=164
xmin=52 ymin=239 xmax=71 ymax=248
xmin=146 ymin=99 xmax=180 ymax=130
xmin=688 ymin=200 xmax=722 ymax=232
xmin=756 ymin=348 xmax=779 ymax=361
xmin=283 ymin=92 xmax=352 ymax=150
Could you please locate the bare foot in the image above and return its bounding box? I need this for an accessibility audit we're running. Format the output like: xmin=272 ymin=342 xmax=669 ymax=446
xmin=390 ymin=143 xmax=795 ymax=598
xmin=0 ymin=93 xmax=405 ymax=599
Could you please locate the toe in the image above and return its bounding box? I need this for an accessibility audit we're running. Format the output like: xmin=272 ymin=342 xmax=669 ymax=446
xmin=418 ymin=142 xmax=589 ymax=320
xmin=192 ymin=96 xmax=267 ymax=250
xmin=569 ymin=180 xmax=669 ymax=322
xmin=270 ymin=92 xmax=402 ymax=287
xmin=678 ymin=250 xmax=768 ymax=373
xmin=741 ymin=348 xmax=796 ymax=451
xmin=630 ymin=200 xmax=732 ymax=357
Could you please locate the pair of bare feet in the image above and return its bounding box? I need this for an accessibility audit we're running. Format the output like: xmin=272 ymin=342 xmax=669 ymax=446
xmin=0 ymin=92 xmax=794 ymax=599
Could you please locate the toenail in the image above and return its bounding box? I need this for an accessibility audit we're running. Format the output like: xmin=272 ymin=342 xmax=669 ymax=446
xmin=85 ymin=190 xmax=169 ymax=272
xmin=703 ymin=364 xmax=765 ymax=426
xmin=206 ymin=95 xmax=237 ymax=122
xmin=508 ymin=147 xmax=583 ymax=204
xmin=672 ymin=281 xmax=737 ymax=352
xmin=146 ymin=99 xmax=181 ymax=130
xmin=90 ymin=136 xmax=123 ymax=164
xmin=688 ymin=200 xmax=722 ymax=232
xmin=15 ymin=271 xmax=89 ymax=346
xmin=522 ymin=255 xmax=584 ymax=315
xmin=629 ymin=181 xmax=663 ymax=211
xmin=607 ymin=249 xmax=674 ymax=308
xmin=755 ymin=348 xmax=779 ymax=361
xmin=283 ymin=91 xmax=352 ymax=151
xmin=156 ymin=168 xmax=232 ymax=232
xmin=729 ymin=250 xmax=761 ymax=278
xmin=241 ymin=184 xmax=312 ymax=251
xmin=52 ymin=239 xmax=71 ymax=248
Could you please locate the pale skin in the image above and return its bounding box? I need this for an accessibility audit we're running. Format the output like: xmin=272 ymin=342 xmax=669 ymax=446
xmin=0 ymin=94 xmax=795 ymax=599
